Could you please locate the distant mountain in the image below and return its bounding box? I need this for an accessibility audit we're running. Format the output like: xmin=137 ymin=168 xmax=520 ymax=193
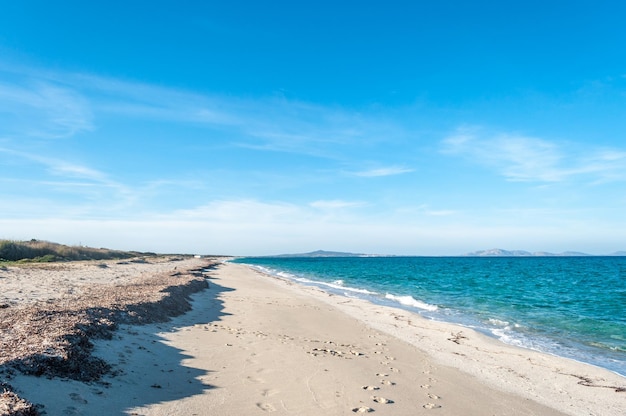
xmin=262 ymin=249 xmax=625 ymax=258
xmin=559 ymin=251 xmax=593 ymax=257
xmin=269 ymin=250 xmax=369 ymax=258
xmin=467 ymin=249 xmax=532 ymax=257
xmin=466 ymin=248 xmax=592 ymax=257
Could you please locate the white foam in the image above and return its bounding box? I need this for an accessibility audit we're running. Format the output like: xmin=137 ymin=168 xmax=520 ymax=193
xmin=492 ymin=328 xmax=521 ymax=346
xmin=488 ymin=318 xmax=510 ymax=327
xmin=323 ymin=281 xmax=378 ymax=295
xmin=385 ymin=293 xmax=438 ymax=311
xmin=252 ymin=265 xmax=377 ymax=295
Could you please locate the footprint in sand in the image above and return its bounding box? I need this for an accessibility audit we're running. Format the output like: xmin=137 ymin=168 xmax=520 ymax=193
xmin=423 ymin=403 xmax=442 ymax=409
xmin=376 ymin=373 xmax=388 ymax=377
xmin=361 ymin=385 xmax=380 ymax=391
xmin=352 ymin=406 xmax=374 ymax=413
xmin=246 ymin=376 xmax=265 ymax=384
xmin=69 ymin=393 xmax=87 ymax=404
xmin=420 ymin=384 xmax=431 ymax=389
xmin=428 ymin=393 xmax=441 ymax=400
xmin=372 ymin=396 xmax=394 ymax=404
xmin=262 ymin=388 xmax=280 ymax=397
xmin=256 ymin=402 xmax=276 ymax=412
xmin=63 ymin=406 xmax=79 ymax=415
xmin=389 ymin=367 xmax=399 ymax=373
xmin=380 ymin=379 xmax=396 ymax=386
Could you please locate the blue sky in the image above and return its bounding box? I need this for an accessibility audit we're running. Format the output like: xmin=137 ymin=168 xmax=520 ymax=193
xmin=1 ymin=1 xmax=625 ymax=255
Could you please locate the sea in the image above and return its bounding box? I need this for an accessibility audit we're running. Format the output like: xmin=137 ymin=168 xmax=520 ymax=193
xmin=232 ymin=256 xmax=626 ymax=377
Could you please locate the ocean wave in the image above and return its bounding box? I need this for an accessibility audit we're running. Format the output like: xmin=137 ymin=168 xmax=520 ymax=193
xmin=317 ymin=280 xmax=378 ymax=295
xmin=487 ymin=318 xmax=510 ymax=327
xmin=385 ymin=293 xmax=438 ymax=311
xmin=236 ymin=257 xmax=626 ymax=377
xmin=251 ymin=265 xmax=377 ymax=295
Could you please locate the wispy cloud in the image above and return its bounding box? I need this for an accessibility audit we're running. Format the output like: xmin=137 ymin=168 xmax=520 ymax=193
xmin=3 ymin=201 xmax=621 ymax=256
xmin=0 ymin=79 xmax=93 ymax=139
xmin=394 ymin=204 xmax=457 ymax=218
xmin=309 ymin=200 xmax=364 ymax=210
xmin=1 ymin=63 xmax=404 ymax=160
xmin=173 ymin=199 xmax=366 ymax=226
xmin=172 ymin=199 xmax=307 ymax=223
xmin=0 ymin=146 xmax=134 ymax=215
xmin=0 ymin=147 xmax=122 ymax=187
xmin=1 ymin=63 xmax=414 ymax=220
xmin=422 ymin=208 xmax=457 ymax=216
xmin=351 ymin=166 xmax=414 ymax=177
xmin=441 ymin=127 xmax=626 ymax=183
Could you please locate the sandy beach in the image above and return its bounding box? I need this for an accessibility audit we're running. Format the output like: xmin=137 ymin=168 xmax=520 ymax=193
xmin=1 ymin=260 xmax=625 ymax=415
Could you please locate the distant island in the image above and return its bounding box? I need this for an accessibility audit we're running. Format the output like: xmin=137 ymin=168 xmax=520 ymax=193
xmin=266 ymin=248 xmax=626 ymax=258
xmin=267 ymin=250 xmax=371 ymax=258
xmin=466 ymin=248 xmax=626 ymax=257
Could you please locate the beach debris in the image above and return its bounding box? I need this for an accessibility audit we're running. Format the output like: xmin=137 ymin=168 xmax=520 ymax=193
xmin=0 ymin=388 xmax=38 ymax=416
xmin=0 ymin=258 xmax=218 ymax=413
xmin=562 ymin=373 xmax=626 ymax=393
xmin=447 ymin=331 xmax=468 ymax=344
xmin=309 ymin=347 xmax=344 ymax=357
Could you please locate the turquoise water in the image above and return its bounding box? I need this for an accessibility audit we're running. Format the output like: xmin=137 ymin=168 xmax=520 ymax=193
xmin=232 ymin=256 xmax=626 ymax=377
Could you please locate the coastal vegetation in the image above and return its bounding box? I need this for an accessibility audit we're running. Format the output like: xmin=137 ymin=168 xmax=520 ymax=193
xmin=0 ymin=239 xmax=152 ymax=263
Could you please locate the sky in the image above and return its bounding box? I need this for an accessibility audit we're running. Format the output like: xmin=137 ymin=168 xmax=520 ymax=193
xmin=1 ymin=1 xmax=626 ymax=256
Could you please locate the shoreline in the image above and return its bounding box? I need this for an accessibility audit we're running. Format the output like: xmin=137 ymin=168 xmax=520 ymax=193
xmin=285 ymin=272 xmax=626 ymax=380
xmin=244 ymin=263 xmax=626 ymax=414
xmin=2 ymin=261 xmax=625 ymax=415
xmin=238 ymin=258 xmax=626 ymax=379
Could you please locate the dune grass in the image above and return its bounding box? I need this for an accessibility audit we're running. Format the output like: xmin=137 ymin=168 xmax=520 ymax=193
xmin=0 ymin=239 xmax=152 ymax=263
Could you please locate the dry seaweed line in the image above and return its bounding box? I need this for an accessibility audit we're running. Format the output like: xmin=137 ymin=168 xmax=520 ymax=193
xmin=0 ymin=259 xmax=218 ymax=415
xmin=447 ymin=331 xmax=468 ymax=345
xmin=562 ymin=373 xmax=626 ymax=393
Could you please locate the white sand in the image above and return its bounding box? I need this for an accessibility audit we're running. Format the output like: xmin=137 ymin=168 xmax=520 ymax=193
xmin=4 ymin=261 xmax=625 ymax=415
xmin=0 ymin=258 xmax=198 ymax=306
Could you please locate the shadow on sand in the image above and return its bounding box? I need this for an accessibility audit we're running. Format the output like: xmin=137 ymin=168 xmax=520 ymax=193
xmin=5 ymin=268 xmax=235 ymax=415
